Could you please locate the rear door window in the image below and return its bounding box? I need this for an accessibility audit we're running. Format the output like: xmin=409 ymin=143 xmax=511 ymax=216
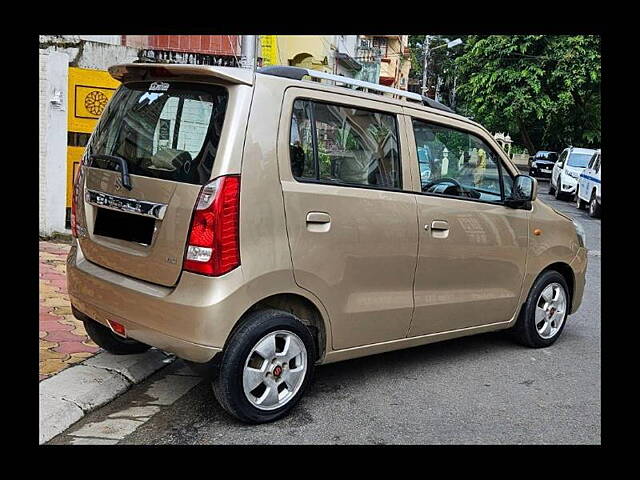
xmin=87 ymin=81 xmax=228 ymax=185
xmin=289 ymin=99 xmax=402 ymax=189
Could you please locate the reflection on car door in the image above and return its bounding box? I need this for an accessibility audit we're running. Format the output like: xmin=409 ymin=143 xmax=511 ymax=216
xmin=404 ymin=113 xmax=530 ymax=336
xmin=279 ymin=89 xmax=419 ymax=350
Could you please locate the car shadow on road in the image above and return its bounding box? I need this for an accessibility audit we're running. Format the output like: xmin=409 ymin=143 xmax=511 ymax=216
xmin=311 ymin=330 xmax=518 ymax=385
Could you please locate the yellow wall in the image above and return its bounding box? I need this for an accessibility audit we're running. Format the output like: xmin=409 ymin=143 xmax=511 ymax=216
xmin=260 ymin=35 xmax=280 ymax=66
xmin=66 ymin=67 xmax=120 ymax=208
xmin=272 ymin=35 xmax=334 ymax=72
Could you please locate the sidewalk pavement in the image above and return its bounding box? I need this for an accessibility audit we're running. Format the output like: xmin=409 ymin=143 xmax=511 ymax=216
xmin=39 ymin=240 xmax=176 ymax=443
xmin=39 ymin=241 xmax=99 ymax=381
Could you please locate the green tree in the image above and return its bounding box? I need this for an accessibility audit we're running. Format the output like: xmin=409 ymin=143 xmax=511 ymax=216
xmin=453 ymin=35 xmax=600 ymax=154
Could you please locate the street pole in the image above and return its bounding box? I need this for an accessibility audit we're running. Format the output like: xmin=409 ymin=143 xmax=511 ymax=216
xmin=240 ymin=35 xmax=257 ymax=70
xmin=421 ymin=35 xmax=430 ymax=96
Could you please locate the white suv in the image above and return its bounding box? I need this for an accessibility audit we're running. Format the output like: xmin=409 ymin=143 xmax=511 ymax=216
xmin=576 ymin=149 xmax=601 ymax=218
xmin=549 ymin=147 xmax=597 ymax=200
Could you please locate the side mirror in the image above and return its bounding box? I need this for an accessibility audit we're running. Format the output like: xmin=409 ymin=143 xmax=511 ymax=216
xmin=507 ymin=174 xmax=537 ymax=207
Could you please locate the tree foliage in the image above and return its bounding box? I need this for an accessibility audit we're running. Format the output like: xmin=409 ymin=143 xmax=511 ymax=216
xmin=409 ymin=35 xmax=601 ymax=154
xmin=455 ymin=35 xmax=601 ymax=154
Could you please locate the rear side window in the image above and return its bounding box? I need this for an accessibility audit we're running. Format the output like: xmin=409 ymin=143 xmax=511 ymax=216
xmin=87 ymin=81 xmax=228 ymax=185
xmin=289 ymin=99 xmax=401 ymax=189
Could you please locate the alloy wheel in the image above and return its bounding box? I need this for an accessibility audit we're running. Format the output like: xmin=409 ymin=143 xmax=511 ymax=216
xmin=534 ymin=283 xmax=567 ymax=339
xmin=242 ymin=330 xmax=308 ymax=411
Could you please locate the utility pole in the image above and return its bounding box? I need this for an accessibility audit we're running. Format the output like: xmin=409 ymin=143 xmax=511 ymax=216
xmin=421 ymin=35 xmax=430 ymax=97
xmin=240 ymin=35 xmax=257 ymax=70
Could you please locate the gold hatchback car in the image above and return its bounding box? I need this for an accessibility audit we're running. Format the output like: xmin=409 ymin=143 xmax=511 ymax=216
xmin=67 ymin=64 xmax=587 ymax=423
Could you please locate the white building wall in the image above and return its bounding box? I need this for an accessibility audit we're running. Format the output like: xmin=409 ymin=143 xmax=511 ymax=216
xmin=78 ymin=35 xmax=121 ymax=45
xmin=334 ymin=35 xmax=361 ymax=77
xmin=39 ymin=51 xmax=69 ymax=236
xmin=39 ymin=53 xmax=48 ymax=233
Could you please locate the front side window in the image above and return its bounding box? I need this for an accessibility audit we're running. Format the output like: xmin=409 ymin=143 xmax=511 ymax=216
xmin=412 ymin=119 xmax=509 ymax=202
xmin=594 ymin=154 xmax=601 ymax=172
xmin=289 ymin=99 xmax=401 ymax=190
xmin=88 ymin=81 xmax=228 ymax=185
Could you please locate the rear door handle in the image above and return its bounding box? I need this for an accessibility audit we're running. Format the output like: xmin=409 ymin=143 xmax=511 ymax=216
xmin=306 ymin=212 xmax=331 ymax=224
xmin=430 ymin=220 xmax=449 ymax=231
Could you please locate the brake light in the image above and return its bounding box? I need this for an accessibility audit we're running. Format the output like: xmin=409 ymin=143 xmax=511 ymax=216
xmin=183 ymin=175 xmax=240 ymax=276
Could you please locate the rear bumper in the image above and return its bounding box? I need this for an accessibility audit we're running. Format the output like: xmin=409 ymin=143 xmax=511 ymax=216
xmin=66 ymin=241 xmax=242 ymax=363
xmin=529 ymin=167 xmax=551 ymax=179
xmin=569 ymin=247 xmax=588 ymax=314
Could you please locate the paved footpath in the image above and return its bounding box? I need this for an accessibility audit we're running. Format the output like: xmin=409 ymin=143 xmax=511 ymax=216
xmin=39 ymin=240 xmax=99 ymax=381
xmin=39 ymin=239 xmax=175 ymax=444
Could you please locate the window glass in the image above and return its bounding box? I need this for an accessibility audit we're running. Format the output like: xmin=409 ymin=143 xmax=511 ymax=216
xmin=289 ymin=100 xmax=402 ymax=190
xmin=557 ymin=150 xmax=568 ymax=167
xmin=535 ymin=151 xmax=557 ymax=161
xmin=587 ymin=153 xmax=597 ymax=169
xmin=567 ymin=153 xmax=593 ymax=168
xmin=290 ymin=100 xmax=316 ymax=179
xmin=412 ymin=119 xmax=508 ymax=202
xmin=88 ymin=81 xmax=227 ymax=185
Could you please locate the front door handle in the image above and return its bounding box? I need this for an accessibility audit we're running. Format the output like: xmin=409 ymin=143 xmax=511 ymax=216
xmin=428 ymin=220 xmax=449 ymax=239
xmin=306 ymin=212 xmax=331 ymax=224
xmin=430 ymin=220 xmax=449 ymax=231
xmin=306 ymin=212 xmax=331 ymax=232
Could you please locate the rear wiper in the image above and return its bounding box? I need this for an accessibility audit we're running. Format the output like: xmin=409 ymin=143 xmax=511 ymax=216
xmin=89 ymin=154 xmax=132 ymax=191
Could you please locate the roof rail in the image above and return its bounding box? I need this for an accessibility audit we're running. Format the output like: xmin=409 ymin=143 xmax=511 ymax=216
xmin=257 ymin=65 xmax=455 ymax=114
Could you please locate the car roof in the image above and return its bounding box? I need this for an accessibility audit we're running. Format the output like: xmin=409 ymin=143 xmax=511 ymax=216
xmin=568 ymin=147 xmax=597 ymax=155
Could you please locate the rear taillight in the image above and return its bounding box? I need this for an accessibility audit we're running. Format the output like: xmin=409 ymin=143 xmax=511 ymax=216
xmin=183 ymin=175 xmax=241 ymax=276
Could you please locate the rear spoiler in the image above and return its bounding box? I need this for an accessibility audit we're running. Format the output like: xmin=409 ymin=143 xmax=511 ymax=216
xmin=108 ymin=63 xmax=254 ymax=86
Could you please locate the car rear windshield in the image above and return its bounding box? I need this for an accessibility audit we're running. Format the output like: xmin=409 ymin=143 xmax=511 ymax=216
xmin=535 ymin=151 xmax=557 ymax=161
xmin=86 ymin=81 xmax=228 ymax=185
xmin=567 ymin=153 xmax=592 ymax=168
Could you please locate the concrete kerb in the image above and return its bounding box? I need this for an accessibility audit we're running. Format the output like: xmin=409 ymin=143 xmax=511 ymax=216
xmin=39 ymin=348 xmax=175 ymax=444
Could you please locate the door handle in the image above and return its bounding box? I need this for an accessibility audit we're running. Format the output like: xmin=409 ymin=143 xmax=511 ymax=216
xmin=306 ymin=212 xmax=331 ymax=224
xmin=428 ymin=220 xmax=449 ymax=239
xmin=430 ymin=220 xmax=449 ymax=231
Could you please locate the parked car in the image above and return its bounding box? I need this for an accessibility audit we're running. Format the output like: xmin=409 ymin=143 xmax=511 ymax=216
xmin=528 ymin=151 xmax=558 ymax=179
xmin=549 ymin=147 xmax=597 ymax=200
xmin=576 ymin=149 xmax=601 ymax=218
xmin=67 ymin=63 xmax=588 ymax=423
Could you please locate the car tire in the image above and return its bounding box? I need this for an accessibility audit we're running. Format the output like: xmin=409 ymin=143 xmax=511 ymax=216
xmin=589 ymin=191 xmax=601 ymax=218
xmin=554 ymin=183 xmax=564 ymax=200
xmin=575 ymin=188 xmax=586 ymax=210
xmin=548 ymin=182 xmax=555 ymax=195
xmin=212 ymin=309 xmax=316 ymax=424
xmin=83 ymin=318 xmax=151 ymax=355
xmin=510 ymin=270 xmax=570 ymax=348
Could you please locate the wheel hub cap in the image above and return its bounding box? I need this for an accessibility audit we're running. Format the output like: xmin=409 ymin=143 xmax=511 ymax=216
xmin=242 ymin=330 xmax=307 ymax=411
xmin=535 ymin=283 xmax=567 ymax=339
